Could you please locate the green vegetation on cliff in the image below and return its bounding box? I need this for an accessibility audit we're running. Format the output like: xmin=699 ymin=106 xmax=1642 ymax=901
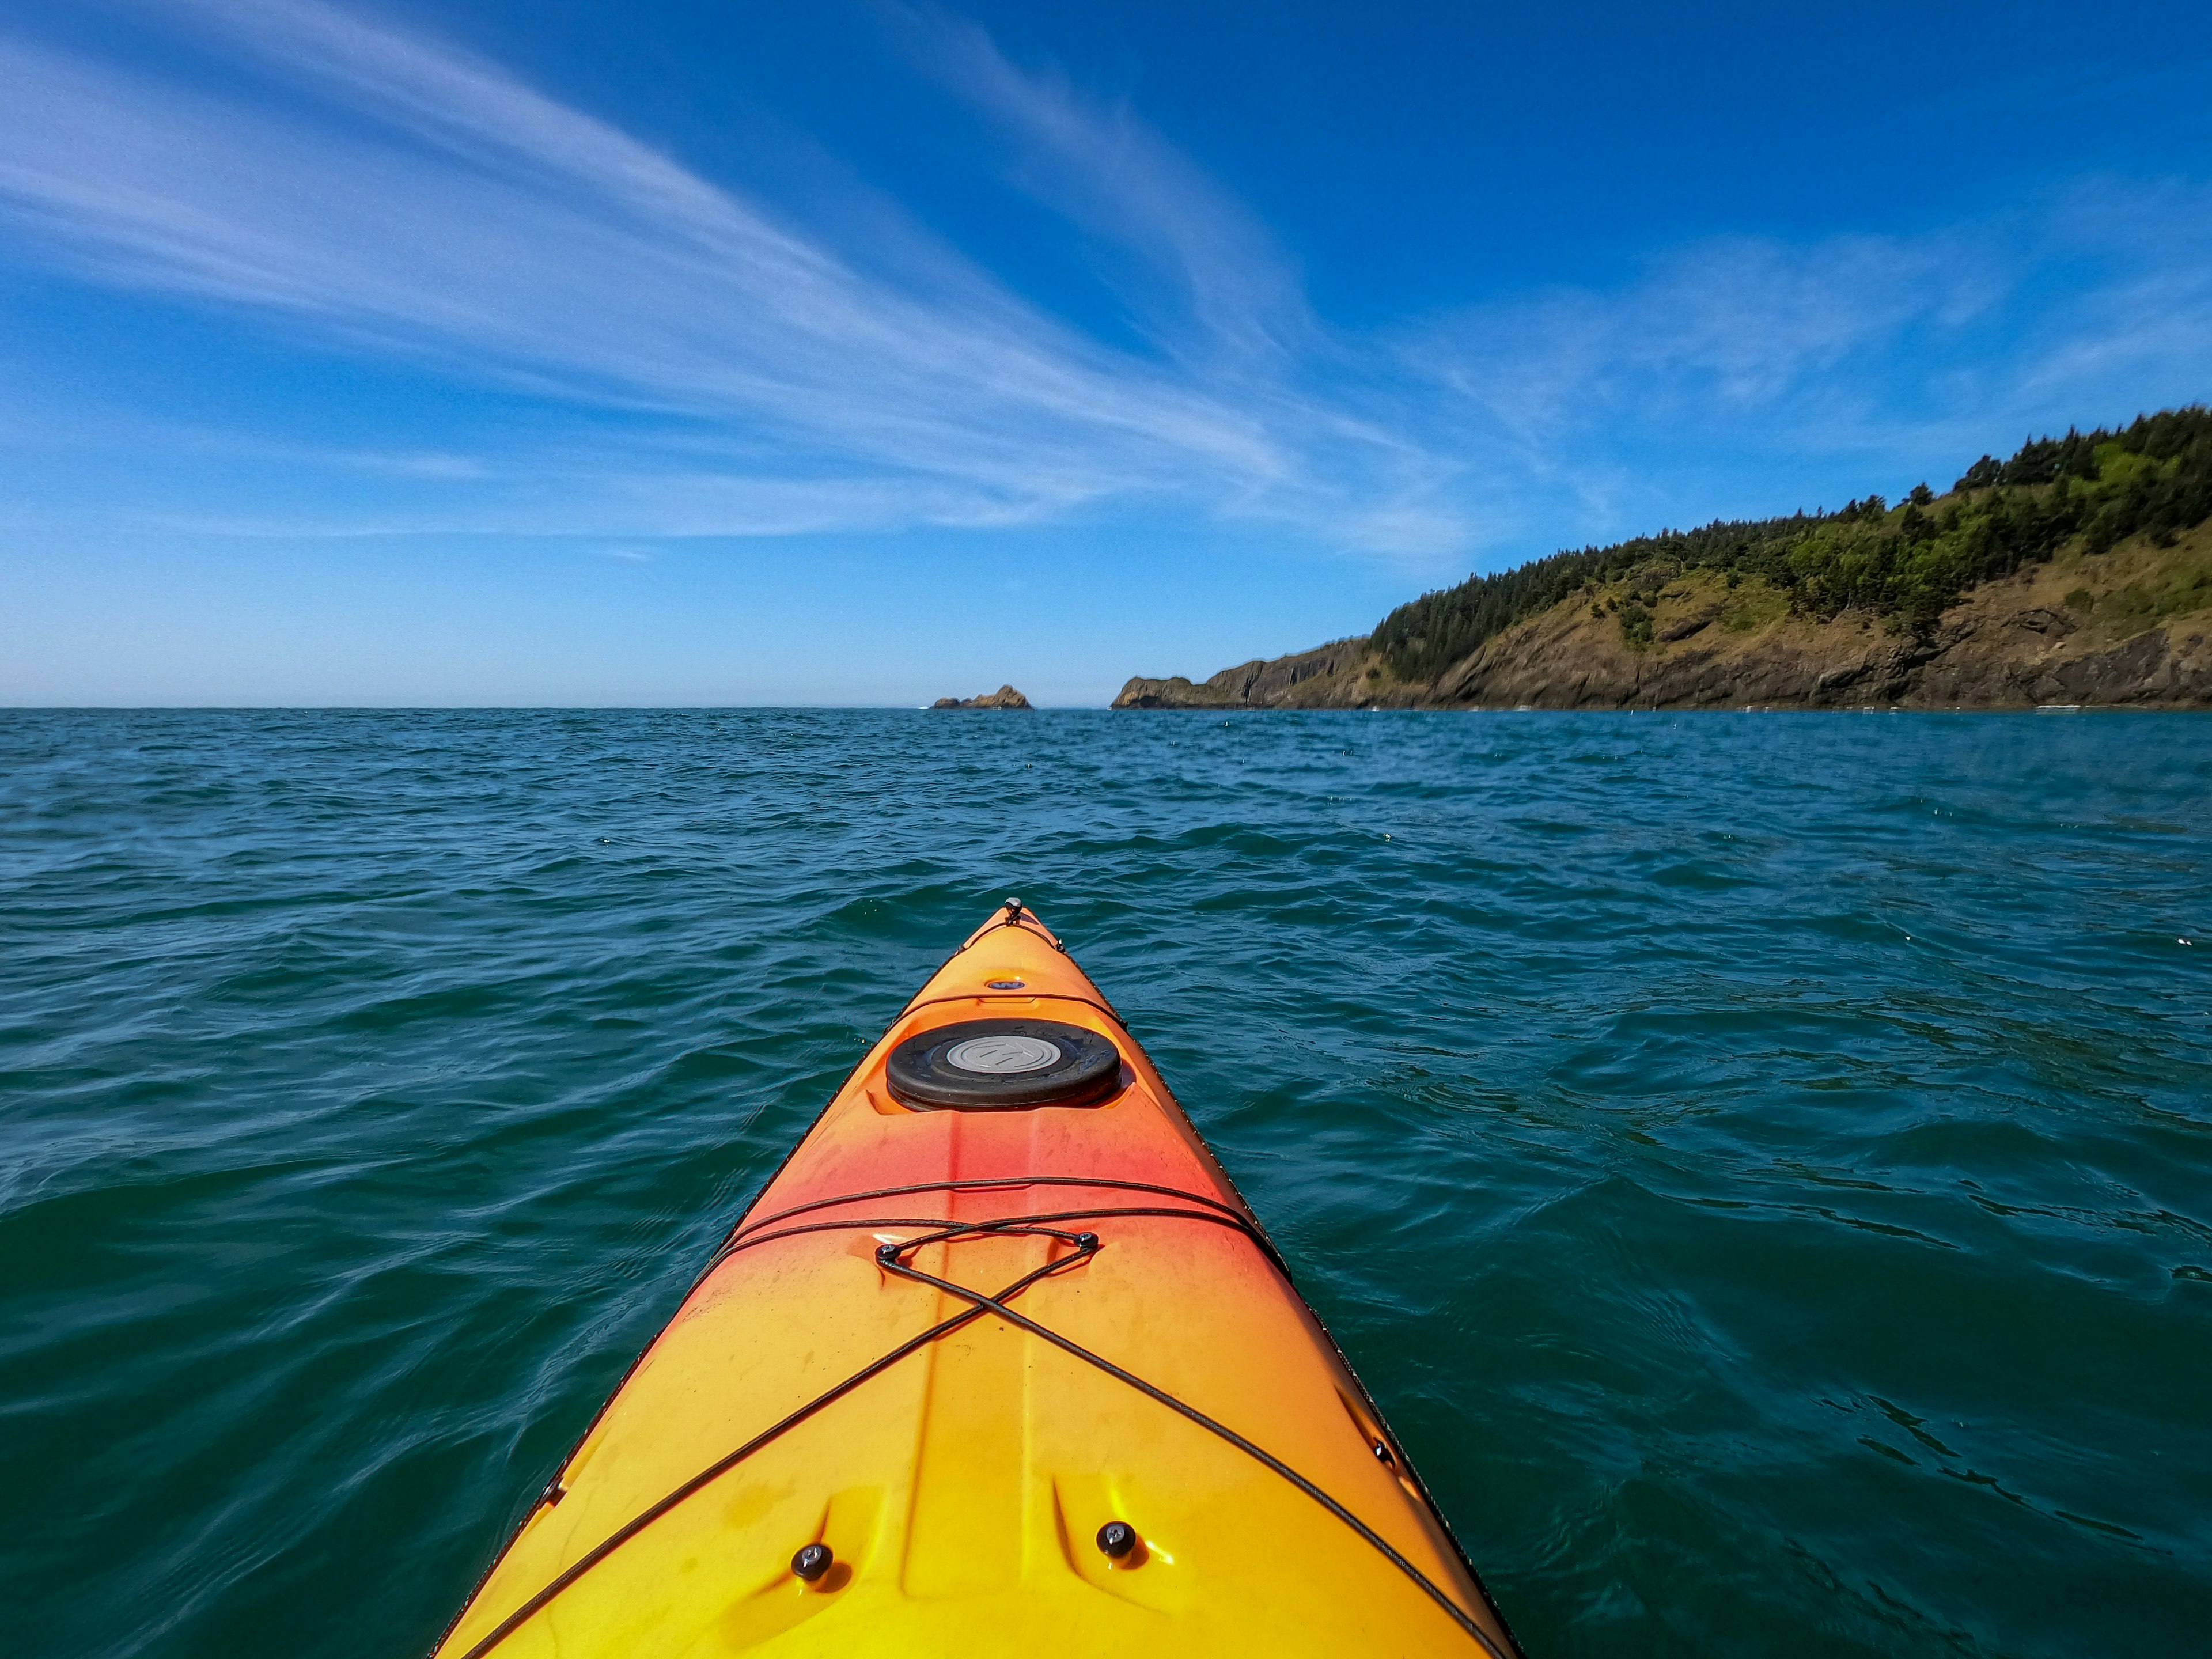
xmin=1373 ymin=406 xmax=2212 ymax=681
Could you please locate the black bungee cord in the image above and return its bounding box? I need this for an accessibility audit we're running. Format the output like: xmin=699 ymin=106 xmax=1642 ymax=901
xmin=443 ymin=1182 xmax=1510 ymax=1659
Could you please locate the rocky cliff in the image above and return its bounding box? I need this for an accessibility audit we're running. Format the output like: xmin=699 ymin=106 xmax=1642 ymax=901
xmin=1111 ymin=639 xmax=1370 ymax=709
xmin=1112 ymin=522 xmax=2212 ymax=710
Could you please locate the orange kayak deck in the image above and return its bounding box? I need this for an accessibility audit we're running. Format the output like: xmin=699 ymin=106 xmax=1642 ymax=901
xmin=434 ymin=906 xmax=1519 ymax=1658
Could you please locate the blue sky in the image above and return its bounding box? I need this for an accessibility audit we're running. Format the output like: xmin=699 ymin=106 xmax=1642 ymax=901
xmin=2 ymin=0 xmax=2209 ymax=706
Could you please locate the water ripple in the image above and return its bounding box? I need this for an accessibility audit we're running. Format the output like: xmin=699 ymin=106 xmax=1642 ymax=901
xmin=2 ymin=708 xmax=2209 ymax=1657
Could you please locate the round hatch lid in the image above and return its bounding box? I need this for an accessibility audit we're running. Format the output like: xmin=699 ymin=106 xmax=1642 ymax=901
xmin=886 ymin=1018 xmax=1123 ymax=1110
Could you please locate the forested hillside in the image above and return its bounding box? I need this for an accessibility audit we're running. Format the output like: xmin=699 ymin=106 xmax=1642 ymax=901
xmin=1370 ymin=407 xmax=2212 ymax=680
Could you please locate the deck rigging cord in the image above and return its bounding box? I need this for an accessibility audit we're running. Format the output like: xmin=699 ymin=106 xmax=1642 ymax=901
xmin=444 ymin=1176 xmax=1509 ymax=1659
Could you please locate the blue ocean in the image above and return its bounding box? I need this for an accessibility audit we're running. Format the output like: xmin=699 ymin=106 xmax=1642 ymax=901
xmin=3 ymin=708 xmax=2208 ymax=1657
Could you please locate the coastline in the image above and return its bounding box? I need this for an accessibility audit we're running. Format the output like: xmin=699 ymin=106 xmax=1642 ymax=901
xmin=1115 ymin=521 xmax=2212 ymax=712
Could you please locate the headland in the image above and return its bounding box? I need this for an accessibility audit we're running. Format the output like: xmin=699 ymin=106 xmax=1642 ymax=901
xmin=1115 ymin=409 xmax=2212 ymax=710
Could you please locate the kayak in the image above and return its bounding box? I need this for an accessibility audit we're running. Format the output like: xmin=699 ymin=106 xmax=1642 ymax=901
xmin=433 ymin=902 xmax=1520 ymax=1658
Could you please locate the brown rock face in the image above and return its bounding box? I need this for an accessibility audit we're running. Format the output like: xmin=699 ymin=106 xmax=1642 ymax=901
xmin=932 ymin=685 xmax=1033 ymax=709
xmin=1110 ymin=640 xmax=1378 ymax=707
xmin=1112 ymin=523 xmax=2212 ymax=711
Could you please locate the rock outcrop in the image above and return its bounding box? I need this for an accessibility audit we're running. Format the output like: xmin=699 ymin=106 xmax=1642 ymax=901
xmin=1111 ymin=525 xmax=2212 ymax=710
xmin=1111 ymin=639 xmax=1371 ymax=708
xmin=933 ymin=684 xmax=1033 ymax=709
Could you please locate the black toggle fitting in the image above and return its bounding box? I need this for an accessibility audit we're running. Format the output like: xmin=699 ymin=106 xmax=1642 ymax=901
xmin=876 ymin=1242 xmax=902 ymax=1265
xmin=791 ymin=1542 xmax=834 ymax=1582
xmin=1096 ymin=1520 xmax=1137 ymax=1559
xmin=1073 ymin=1232 xmax=1099 ymax=1252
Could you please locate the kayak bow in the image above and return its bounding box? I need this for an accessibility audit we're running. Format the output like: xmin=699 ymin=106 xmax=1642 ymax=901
xmin=433 ymin=902 xmax=1520 ymax=1658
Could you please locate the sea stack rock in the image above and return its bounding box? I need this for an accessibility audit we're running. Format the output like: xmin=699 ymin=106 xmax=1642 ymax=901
xmin=931 ymin=684 xmax=1033 ymax=709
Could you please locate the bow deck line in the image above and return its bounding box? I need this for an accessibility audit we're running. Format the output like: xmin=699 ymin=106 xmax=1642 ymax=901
xmin=431 ymin=901 xmax=1522 ymax=1658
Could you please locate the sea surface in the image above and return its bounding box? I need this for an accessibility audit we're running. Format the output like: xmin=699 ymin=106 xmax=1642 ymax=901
xmin=3 ymin=708 xmax=2209 ymax=1658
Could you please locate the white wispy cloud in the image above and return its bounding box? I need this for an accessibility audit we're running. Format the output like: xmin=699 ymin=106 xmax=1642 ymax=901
xmin=0 ymin=1 xmax=1301 ymax=525
xmin=893 ymin=3 xmax=1320 ymax=372
xmin=1400 ymin=230 xmax=2001 ymax=510
xmin=1393 ymin=181 xmax=2212 ymax=541
xmin=0 ymin=1 xmax=2205 ymax=571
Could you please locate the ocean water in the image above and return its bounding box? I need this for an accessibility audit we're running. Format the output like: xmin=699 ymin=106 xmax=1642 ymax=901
xmin=3 ymin=707 xmax=2209 ymax=1659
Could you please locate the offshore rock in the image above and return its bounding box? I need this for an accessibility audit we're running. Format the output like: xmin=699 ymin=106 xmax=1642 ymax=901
xmin=932 ymin=685 xmax=1033 ymax=709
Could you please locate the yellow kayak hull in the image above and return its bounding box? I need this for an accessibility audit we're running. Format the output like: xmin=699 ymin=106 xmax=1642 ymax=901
xmin=434 ymin=907 xmax=1517 ymax=1657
